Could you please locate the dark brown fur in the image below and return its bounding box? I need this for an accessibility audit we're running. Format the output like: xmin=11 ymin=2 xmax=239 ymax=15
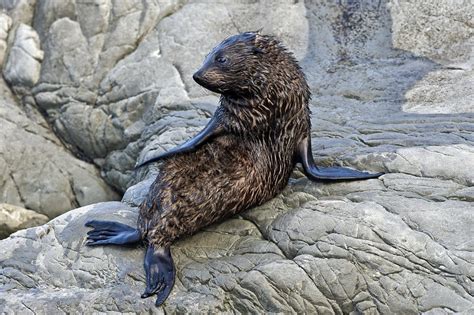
xmin=137 ymin=33 xmax=311 ymax=247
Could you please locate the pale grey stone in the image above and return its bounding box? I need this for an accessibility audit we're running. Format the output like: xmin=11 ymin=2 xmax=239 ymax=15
xmin=0 ymin=13 xmax=12 ymax=66
xmin=3 ymin=23 xmax=43 ymax=87
xmin=122 ymin=177 xmax=154 ymax=207
xmin=389 ymin=0 xmax=474 ymax=63
xmin=0 ymin=78 xmax=120 ymax=220
xmin=403 ymin=67 xmax=474 ymax=115
xmin=0 ymin=203 xmax=48 ymax=239
xmin=1 ymin=181 xmax=473 ymax=313
xmin=0 ymin=0 xmax=35 ymax=26
xmin=351 ymin=145 xmax=474 ymax=186
xmin=0 ymin=0 xmax=473 ymax=313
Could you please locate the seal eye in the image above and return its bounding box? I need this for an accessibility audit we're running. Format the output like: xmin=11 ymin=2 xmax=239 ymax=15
xmin=216 ymin=56 xmax=227 ymax=64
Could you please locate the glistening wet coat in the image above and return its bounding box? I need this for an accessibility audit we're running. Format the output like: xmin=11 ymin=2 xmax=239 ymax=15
xmin=85 ymin=32 xmax=383 ymax=306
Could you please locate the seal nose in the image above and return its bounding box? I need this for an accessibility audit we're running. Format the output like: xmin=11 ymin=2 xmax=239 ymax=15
xmin=193 ymin=70 xmax=204 ymax=85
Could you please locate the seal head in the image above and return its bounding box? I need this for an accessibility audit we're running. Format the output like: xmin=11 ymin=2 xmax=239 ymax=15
xmin=193 ymin=32 xmax=263 ymax=97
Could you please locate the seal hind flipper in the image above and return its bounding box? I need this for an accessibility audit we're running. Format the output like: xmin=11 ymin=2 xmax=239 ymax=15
xmin=297 ymin=137 xmax=383 ymax=181
xmin=85 ymin=220 xmax=141 ymax=246
xmin=135 ymin=114 xmax=225 ymax=169
xmin=141 ymin=245 xmax=175 ymax=306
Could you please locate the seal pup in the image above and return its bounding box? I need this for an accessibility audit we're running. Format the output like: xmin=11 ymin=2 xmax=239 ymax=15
xmin=85 ymin=32 xmax=382 ymax=306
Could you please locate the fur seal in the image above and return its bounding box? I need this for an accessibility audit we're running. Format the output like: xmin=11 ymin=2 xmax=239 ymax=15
xmin=84 ymin=32 xmax=382 ymax=306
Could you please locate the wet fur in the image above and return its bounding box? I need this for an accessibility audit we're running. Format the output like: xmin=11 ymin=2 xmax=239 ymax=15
xmin=86 ymin=32 xmax=381 ymax=306
xmin=139 ymin=33 xmax=311 ymax=247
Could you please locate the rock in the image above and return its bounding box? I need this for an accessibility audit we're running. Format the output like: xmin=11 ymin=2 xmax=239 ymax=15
xmin=351 ymin=144 xmax=474 ymax=186
xmin=0 ymin=203 xmax=48 ymax=239
xmin=0 ymin=0 xmax=473 ymax=313
xmin=1 ymin=175 xmax=473 ymax=313
xmin=0 ymin=0 xmax=35 ymax=26
xmin=389 ymin=0 xmax=474 ymax=63
xmin=32 ymin=0 xmax=77 ymax=43
xmin=122 ymin=177 xmax=154 ymax=207
xmin=0 ymin=78 xmax=120 ymax=219
xmin=0 ymin=13 xmax=12 ymax=66
xmin=389 ymin=0 xmax=474 ymax=115
xmin=3 ymin=23 xmax=43 ymax=87
xmin=402 ymin=65 xmax=474 ymax=114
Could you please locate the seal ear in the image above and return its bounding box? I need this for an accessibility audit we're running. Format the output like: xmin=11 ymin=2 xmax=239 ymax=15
xmin=135 ymin=113 xmax=226 ymax=168
xmin=296 ymin=136 xmax=383 ymax=181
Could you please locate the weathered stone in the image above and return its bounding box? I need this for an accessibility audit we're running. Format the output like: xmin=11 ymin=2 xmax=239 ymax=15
xmin=0 ymin=0 xmax=35 ymax=26
xmin=122 ymin=177 xmax=154 ymax=207
xmin=351 ymin=145 xmax=474 ymax=186
xmin=389 ymin=0 xmax=474 ymax=63
xmin=0 ymin=203 xmax=48 ymax=239
xmin=0 ymin=13 xmax=12 ymax=66
xmin=3 ymin=23 xmax=43 ymax=87
xmin=0 ymin=0 xmax=473 ymax=313
xmin=1 ymin=179 xmax=472 ymax=313
xmin=0 ymin=78 xmax=120 ymax=219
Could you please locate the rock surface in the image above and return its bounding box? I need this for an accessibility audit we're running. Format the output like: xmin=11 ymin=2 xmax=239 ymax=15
xmin=0 ymin=0 xmax=473 ymax=313
xmin=3 ymin=23 xmax=43 ymax=88
xmin=1 ymin=167 xmax=473 ymax=313
xmin=0 ymin=77 xmax=120 ymax=219
xmin=0 ymin=13 xmax=12 ymax=66
xmin=0 ymin=203 xmax=48 ymax=239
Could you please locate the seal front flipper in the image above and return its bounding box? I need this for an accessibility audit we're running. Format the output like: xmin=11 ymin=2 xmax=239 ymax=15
xmin=135 ymin=113 xmax=225 ymax=169
xmin=141 ymin=245 xmax=175 ymax=306
xmin=297 ymin=136 xmax=383 ymax=181
xmin=85 ymin=220 xmax=141 ymax=246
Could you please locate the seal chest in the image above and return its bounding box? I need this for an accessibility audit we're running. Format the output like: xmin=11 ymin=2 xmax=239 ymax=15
xmin=85 ymin=32 xmax=383 ymax=306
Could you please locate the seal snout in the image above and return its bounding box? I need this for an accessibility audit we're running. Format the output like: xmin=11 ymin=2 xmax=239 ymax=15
xmin=193 ymin=70 xmax=205 ymax=85
xmin=193 ymin=69 xmax=217 ymax=92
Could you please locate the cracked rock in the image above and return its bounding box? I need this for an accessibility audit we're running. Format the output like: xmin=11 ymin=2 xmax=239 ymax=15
xmin=0 ymin=78 xmax=120 ymax=221
xmin=3 ymin=23 xmax=43 ymax=87
xmin=0 ymin=203 xmax=48 ymax=239
xmin=0 ymin=0 xmax=473 ymax=313
xmin=0 ymin=13 xmax=12 ymax=66
xmin=1 ymin=173 xmax=473 ymax=313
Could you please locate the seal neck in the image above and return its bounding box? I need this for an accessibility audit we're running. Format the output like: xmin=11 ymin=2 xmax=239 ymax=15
xmin=219 ymin=93 xmax=309 ymax=143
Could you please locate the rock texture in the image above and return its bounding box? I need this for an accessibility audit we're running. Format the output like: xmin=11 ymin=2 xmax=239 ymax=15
xmin=0 ymin=78 xmax=120 ymax=219
xmin=3 ymin=23 xmax=43 ymax=87
xmin=0 ymin=13 xmax=12 ymax=65
xmin=0 ymin=203 xmax=48 ymax=239
xmin=1 ymin=169 xmax=473 ymax=313
xmin=0 ymin=0 xmax=473 ymax=313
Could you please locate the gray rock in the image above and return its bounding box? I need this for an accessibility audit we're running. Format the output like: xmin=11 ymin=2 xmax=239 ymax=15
xmin=0 ymin=78 xmax=120 ymax=219
xmin=122 ymin=177 xmax=154 ymax=207
xmin=389 ymin=0 xmax=474 ymax=63
xmin=1 ymin=174 xmax=473 ymax=313
xmin=351 ymin=145 xmax=474 ymax=186
xmin=0 ymin=13 xmax=12 ymax=66
xmin=0 ymin=203 xmax=48 ymax=239
xmin=402 ymin=65 xmax=474 ymax=114
xmin=0 ymin=0 xmax=473 ymax=313
xmin=3 ymin=23 xmax=43 ymax=87
xmin=0 ymin=0 xmax=35 ymax=26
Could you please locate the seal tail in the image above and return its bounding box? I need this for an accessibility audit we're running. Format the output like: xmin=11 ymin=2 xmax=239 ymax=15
xmin=297 ymin=136 xmax=384 ymax=181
